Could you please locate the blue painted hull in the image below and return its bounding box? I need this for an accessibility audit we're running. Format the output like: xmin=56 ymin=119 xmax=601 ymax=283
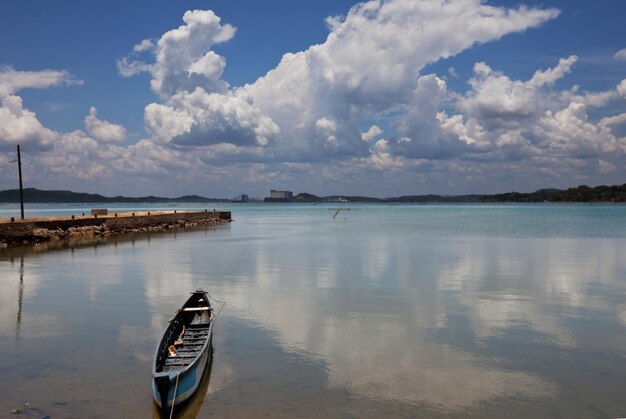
xmin=152 ymin=338 xmax=211 ymax=408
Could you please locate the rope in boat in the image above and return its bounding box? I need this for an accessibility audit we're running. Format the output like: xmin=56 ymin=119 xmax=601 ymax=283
xmin=169 ymin=372 xmax=180 ymax=419
xmin=206 ymin=293 xmax=226 ymax=305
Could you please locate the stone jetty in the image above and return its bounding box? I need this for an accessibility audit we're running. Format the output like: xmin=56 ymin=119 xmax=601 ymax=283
xmin=0 ymin=210 xmax=231 ymax=247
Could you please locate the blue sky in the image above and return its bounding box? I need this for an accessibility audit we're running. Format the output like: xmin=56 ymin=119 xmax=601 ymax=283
xmin=0 ymin=0 xmax=625 ymax=198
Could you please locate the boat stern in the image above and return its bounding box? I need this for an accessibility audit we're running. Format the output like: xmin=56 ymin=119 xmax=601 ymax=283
xmin=153 ymin=374 xmax=171 ymax=409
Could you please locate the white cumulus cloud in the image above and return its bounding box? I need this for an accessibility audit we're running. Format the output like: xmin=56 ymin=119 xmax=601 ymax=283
xmin=535 ymin=102 xmax=624 ymax=156
xmin=614 ymin=48 xmax=626 ymax=61
xmin=118 ymin=10 xmax=235 ymax=98
xmin=133 ymin=39 xmax=155 ymax=53
xmin=362 ymin=125 xmax=382 ymax=141
xmin=445 ymin=57 xmax=626 ymax=162
xmin=529 ymin=55 xmax=577 ymax=87
xmin=144 ymin=88 xmax=280 ymax=148
xmin=618 ymin=79 xmax=626 ymax=100
xmin=0 ymin=67 xmax=82 ymax=151
xmin=124 ymin=0 xmax=558 ymax=164
xmin=0 ymin=95 xmax=59 ymax=151
xmin=0 ymin=67 xmax=82 ymax=97
xmin=84 ymin=107 xmax=127 ymax=142
xmin=600 ymin=112 xmax=626 ymax=128
xmin=457 ymin=56 xmax=577 ymax=129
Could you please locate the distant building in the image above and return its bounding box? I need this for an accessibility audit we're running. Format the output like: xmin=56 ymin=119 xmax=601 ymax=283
xmin=233 ymin=193 xmax=249 ymax=202
xmin=324 ymin=197 xmax=348 ymax=203
xmin=270 ymin=190 xmax=293 ymax=200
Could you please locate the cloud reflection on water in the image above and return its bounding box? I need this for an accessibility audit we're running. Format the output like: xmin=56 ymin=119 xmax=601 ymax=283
xmin=437 ymin=238 xmax=626 ymax=349
xmin=208 ymin=233 xmax=626 ymax=412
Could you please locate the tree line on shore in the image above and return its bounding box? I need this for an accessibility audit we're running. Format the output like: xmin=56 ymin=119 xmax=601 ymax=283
xmin=477 ymin=184 xmax=626 ymax=203
xmin=1 ymin=184 xmax=625 ymax=204
xmin=289 ymin=184 xmax=626 ymax=203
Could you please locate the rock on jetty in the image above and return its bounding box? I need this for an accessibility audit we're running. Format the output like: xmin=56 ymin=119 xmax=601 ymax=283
xmin=0 ymin=210 xmax=231 ymax=247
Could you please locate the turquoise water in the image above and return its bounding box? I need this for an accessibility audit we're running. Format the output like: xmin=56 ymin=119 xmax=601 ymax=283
xmin=1 ymin=203 xmax=625 ymax=417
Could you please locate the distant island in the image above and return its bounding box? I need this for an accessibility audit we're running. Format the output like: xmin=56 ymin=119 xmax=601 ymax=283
xmin=476 ymin=184 xmax=626 ymax=203
xmin=0 ymin=188 xmax=225 ymax=204
xmin=1 ymin=184 xmax=625 ymax=204
xmin=274 ymin=184 xmax=626 ymax=203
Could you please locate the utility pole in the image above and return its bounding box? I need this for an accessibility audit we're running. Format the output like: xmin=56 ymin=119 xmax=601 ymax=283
xmin=17 ymin=145 xmax=24 ymax=220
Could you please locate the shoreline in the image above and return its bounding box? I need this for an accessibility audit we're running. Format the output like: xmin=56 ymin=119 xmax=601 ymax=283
xmin=0 ymin=210 xmax=231 ymax=247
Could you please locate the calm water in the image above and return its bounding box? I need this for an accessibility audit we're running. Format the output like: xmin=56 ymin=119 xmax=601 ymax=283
xmin=1 ymin=203 xmax=625 ymax=418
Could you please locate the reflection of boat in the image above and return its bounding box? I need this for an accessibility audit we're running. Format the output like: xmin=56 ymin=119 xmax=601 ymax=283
xmin=152 ymin=290 xmax=213 ymax=413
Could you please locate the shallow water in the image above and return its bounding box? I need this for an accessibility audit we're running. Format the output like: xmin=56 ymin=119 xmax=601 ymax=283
xmin=1 ymin=203 xmax=626 ymax=418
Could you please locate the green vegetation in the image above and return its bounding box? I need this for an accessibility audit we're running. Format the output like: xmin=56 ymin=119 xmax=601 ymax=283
xmin=479 ymin=184 xmax=626 ymax=203
xmin=293 ymin=193 xmax=322 ymax=202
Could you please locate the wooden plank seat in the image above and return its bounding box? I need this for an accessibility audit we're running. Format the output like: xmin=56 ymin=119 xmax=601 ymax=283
xmin=180 ymin=338 xmax=204 ymax=343
xmin=164 ymin=361 xmax=192 ymax=368
xmin=185 ymin=327 xmax=208 ymax=332
xmin=187 ymin=329 xmax=208 ymax=334
xmin=182 ymin=307 xmax=212 ymax=312
xmin=177 ymin=342 xmax=202 ymax=351
xmin=165 ymin=361 xmax=192 ymax=366
xmin=181 ymin=339 xmax=206 ymax=344
xmin=176 ymin=346 xmax=202 ymax=351
xmin=186 ymin=332 xmax=207 ymax=337
xmin=165 ymin=357 xmax=195 ymax=367
xmin=163 ymin=364 xmax=191 ymax=371
xmin=172 ymin=356 xmax=199 ymax=361
xmin=183 ymin=334 xmax=208 ymax=340
xmin=182 ymin=337 xmax=207 ymax=342
xmin=187 ymin=324 xmax=211 ymax=330
xmin=175 ymin=351 xmax=201 ymax=356
xmin=183 ymin=331 xmax=208 ymax=337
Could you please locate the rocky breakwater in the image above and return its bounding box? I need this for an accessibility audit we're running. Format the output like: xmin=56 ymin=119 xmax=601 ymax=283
xmin=0 ymin=210 xmax=231 ymax=247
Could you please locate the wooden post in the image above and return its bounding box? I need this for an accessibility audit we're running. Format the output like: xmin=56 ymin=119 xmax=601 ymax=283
xmin=17 ymin=145 xmax=24 ymax=220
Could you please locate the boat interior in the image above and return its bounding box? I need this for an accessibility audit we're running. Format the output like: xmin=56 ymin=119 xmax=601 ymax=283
xmin=155 ymin=296 xmax=212 ymax=373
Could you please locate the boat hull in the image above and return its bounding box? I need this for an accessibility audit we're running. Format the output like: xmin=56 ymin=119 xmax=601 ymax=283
xmin=152 ymin=290 xmax=214 ymax=411
xmin=152 ymin=337 xmax=212 ymax=408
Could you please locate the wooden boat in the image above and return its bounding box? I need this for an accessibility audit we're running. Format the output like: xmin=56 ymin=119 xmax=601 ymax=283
xmin=152 ymin=290 xmax=213 ymax=411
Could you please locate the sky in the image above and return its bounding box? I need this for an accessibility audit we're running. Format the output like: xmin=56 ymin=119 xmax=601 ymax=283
xmin=0 ymin=0 xmax=625 ymax=199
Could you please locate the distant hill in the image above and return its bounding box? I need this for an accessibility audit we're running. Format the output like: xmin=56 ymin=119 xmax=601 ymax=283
xmin=293 ymin=193 xmax=321 ymax=202
xmin=0 ymin=188 xmax=223 ymax=203
xmin=2 ymin=184 xmax=625 ymax=204
xmin=479 ymin=184 xmax=626 ymax=203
